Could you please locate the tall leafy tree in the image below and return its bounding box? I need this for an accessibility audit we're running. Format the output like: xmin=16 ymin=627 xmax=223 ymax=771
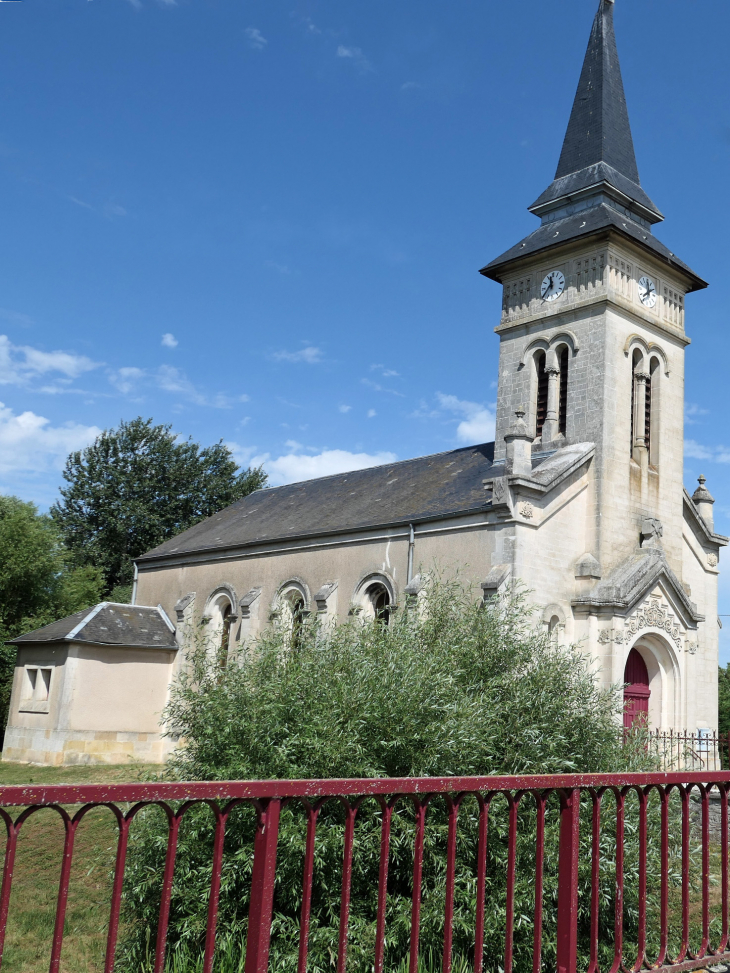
xmin=0 ymin=496 xmax=104 ymax=732
xmin=51 ymin=417 xmax=267 ymax=592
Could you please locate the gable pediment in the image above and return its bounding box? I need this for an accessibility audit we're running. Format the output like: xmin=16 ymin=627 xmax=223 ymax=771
xmin=572 ymin=550 xmax=703 ymax=628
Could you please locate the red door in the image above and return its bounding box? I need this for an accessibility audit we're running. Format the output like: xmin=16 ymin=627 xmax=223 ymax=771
xmin=623 ymin=648 xmax=650 ymax=729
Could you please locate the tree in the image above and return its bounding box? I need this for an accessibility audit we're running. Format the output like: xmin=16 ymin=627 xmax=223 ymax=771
xmin=0 ymin=496 xmax=104 ymax=732
xmin=120 ymin=579 xmax=655 ymax=973
xmin=719 ymin=662 xmax=730 ymax=742
xmin=51 ymin=417 xmax=267 ymax=593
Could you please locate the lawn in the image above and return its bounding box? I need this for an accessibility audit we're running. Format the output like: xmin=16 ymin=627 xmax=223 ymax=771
xmin=0 ymin=760 xmax=163 ymax=973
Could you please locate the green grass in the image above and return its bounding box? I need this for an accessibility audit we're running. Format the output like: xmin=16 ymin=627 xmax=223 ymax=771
xmin=0 ymin=760 xmax=163 ymax=973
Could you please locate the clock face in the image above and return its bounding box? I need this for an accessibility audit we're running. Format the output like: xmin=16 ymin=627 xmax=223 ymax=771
xmin=638 ymin=276 xmax=657 ymax=308
xmin=541 ymin=270 xmax=565 ymax=302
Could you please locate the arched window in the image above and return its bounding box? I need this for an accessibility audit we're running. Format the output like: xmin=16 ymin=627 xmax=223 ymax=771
xmin=353 ymin=576 xmax=395 ymax=624
xmin=368 ymin=583 xmax=391 ymax=624
xmin=535 ymin=352 xmax=548 ymax=438
xmin=648 ymin=356 xmax=659 ymax=466
xmin=558 ymin=346 xmax=568 ymax=436
xmin=277 ymin=584 xmax=309 ymax=652
xmin=204 ymin=586 xmax=238 ymax=668
xmin=219 ymin=604 xmax=233 ymax=668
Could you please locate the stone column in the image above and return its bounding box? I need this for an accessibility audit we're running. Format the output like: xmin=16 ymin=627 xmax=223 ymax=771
xmin=632 ymin=370 xmax=649 ymax=471
xmin=542 ymin=365 xmax=561 ymax=444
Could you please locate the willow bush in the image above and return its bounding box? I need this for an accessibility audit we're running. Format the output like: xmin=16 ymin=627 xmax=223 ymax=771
xmin=120 ymin=578 xmax=656 ymax=973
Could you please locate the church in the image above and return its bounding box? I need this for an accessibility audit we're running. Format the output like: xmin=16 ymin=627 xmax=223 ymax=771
xmin=3 ymin=0 xmax=726 ymax=766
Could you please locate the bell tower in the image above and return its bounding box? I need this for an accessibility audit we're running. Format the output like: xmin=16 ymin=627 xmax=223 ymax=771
xmin=480 ymin=0 xmax=707 ymax=581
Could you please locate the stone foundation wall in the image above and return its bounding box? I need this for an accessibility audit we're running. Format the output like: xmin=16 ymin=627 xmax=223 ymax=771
xmin=2 ymin=725 xmax=174 ymax=766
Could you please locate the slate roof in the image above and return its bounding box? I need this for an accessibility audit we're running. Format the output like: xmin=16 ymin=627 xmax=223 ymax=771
xmin=539 ymin=0 xmax=661 ymax=223
xmin=480 ymin=1 xmax=706 ymax=292
xmin=10 ymin=603 xmax=177 ymax=649
xmin=138 ymin=441 xmax=596 ymax=563
xmin=480 ymin=203 xmax=706 ymax=290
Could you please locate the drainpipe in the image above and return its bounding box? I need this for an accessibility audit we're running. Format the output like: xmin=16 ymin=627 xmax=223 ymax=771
xmin=407 ymin=524 xmax=415 ymax=583
xmin=131 ymin=563 xmax=138 ymax=606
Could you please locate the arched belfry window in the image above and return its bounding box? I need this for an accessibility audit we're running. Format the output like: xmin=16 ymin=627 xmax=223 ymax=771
xmin=558 ymin=346 xmax=568 ymax=436
xmin=535 ymin=352 xmax=548 ymax=438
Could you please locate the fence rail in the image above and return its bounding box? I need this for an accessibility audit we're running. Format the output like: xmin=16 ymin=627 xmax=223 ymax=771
xmin=1 ymin=772 xmax=730 ymax=973
xmin=635 ymin=730 xmax=730 ymax=771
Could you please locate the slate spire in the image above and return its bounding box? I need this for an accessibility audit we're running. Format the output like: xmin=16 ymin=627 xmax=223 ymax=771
xmin=529 ymin=0 xmax=663 ymax=227
xmin=555 ymin=0 xmax=638 ymax=184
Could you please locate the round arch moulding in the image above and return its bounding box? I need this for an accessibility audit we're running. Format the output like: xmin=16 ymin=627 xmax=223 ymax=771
xmin=519 ymin=329 xmax=580 ymax=369
xmin=623 ymin=334 xmax=670 ymax=376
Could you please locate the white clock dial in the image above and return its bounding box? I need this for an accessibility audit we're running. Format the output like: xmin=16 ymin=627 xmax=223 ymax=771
xmin=638 ymin=275 xmax=657 ymax=308
xmin=541 ymin=270 xmax=565 ymax=302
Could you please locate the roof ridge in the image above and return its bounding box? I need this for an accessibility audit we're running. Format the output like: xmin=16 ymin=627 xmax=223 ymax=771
xmin=239 ymin=442 xmax=495 ymax=495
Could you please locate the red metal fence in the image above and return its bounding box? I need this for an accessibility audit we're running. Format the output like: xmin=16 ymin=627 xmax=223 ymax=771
xmin=1 ymin=772 xmax=729 ymax=973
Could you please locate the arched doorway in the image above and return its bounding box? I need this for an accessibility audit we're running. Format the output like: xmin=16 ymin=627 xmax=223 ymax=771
xmin=623 ymin=648 xmax=650 ymax=729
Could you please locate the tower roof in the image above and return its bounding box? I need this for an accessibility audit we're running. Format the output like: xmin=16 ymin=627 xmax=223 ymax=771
xmin=481 ymin=0 xmax=706 ymax=290
xmin=530 ymin=0 xmax=661 ymax=225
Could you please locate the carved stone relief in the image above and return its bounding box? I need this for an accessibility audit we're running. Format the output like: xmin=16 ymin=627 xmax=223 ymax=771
xmin=597 ymin=596 xmax=690 ymax=652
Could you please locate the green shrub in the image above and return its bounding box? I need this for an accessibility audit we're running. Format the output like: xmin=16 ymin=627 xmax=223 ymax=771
xmin=120 ymin=577 xmax=655 ymax=973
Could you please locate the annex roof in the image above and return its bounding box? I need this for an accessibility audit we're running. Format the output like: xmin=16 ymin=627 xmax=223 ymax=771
xmin=10 ymin=603 xmax=177 ymax=649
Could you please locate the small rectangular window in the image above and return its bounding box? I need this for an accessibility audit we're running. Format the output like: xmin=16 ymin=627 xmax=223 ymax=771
xmin=19 ymin=665 xmax=53 ymax=714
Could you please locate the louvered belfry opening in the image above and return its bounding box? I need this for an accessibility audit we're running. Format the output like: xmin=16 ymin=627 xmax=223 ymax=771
xmin=558 ymin=347 xmax=568 ymax=436
xmin=535 ymin=352 xmax=548 ymax=437
xmin=644 ymin=372 xmax=652 ymax=457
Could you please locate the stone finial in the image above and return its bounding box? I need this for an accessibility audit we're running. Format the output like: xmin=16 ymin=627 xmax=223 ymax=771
xmin=504 ymin=408 xmax=533 ymax=476
xmin=692 ymin=474 xmax=715 ymax=529
xmin=640 ymin=517 xmax=663 ymax=550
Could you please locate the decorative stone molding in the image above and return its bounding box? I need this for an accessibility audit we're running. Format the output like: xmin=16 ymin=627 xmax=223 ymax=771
xmin=640 ymin=518 xmax=663 ymax=550
xmin=625 ymin=598 xmax=682 ymax=649
xmin=314 ymin=582 xmax=338 ymax=614
xmin=481 ymin=565 xmax=511 ymax=601
xmin=686 ymin=640 xmax=698 ymax=656
xmin=519 ymin=502 xmax=534 ymax=520
xmin=708 ymin=553 xmax=719 ymax=568
xmin=239 ymin=588 xmax=262 ymax=619
xmin=597 ymin=597 xmax=688 ymax=651
xmin=174 ymin=592 xmax=195 ymax=623
xmin=575 ymin=553 xmax=601 ymax=579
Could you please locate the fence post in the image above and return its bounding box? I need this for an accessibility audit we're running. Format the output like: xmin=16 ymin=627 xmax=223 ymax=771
xmin=556 ymin=788 xmax=580 ymax=973
xmin=245 ymin=798 xmax=281 ymax=973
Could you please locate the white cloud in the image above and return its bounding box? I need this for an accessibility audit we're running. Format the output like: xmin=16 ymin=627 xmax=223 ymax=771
xmin=371 ymin=363 xmax=399 ymax=378
xmin=273 ymin=346 xmax=323 ymax=364
xmin=0 ymin=335 xmax=100 ymax=387
xmin=685 ymin=439 xmax=714 ymax=461
xmin=437 ymin=393 xmax=496 ymax=444
xmin=0 ymin=402 xmax=100 ymax=478
xmin=685 ymin=440 xmax=730 ymax=464
xmin=245 ymin=445 xmax=397 ymax=486
xmin=336 ymin=45 xmax=372 ymax=72
xmin=367 ymin=409 xmax=376 ymax=418
xmin=339 ymin=404 xmax=352 ymax=413
xmin=685 ymin=403 xmax=709 ymax=425
xmin=109 ymin=366 xmax=145 ymax=395
xmin=245 ymin=27 xmax=268 ymax=50
xmin=161 ymin=333 xmax=178 ymax=348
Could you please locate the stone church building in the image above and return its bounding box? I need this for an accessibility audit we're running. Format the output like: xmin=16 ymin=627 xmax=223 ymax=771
xmin=4 ymin=0 xmax=726 ymax=765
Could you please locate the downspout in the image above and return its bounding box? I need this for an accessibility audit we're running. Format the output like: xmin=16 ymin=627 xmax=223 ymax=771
xmin=131 ymin=563 xmax=138 ymax=606
xmin=407 ymin=524 xmax=415 ymax=583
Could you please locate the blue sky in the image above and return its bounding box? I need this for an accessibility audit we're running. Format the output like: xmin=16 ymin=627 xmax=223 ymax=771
xmin=1 ymin=0 xmax=729 ymax=653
